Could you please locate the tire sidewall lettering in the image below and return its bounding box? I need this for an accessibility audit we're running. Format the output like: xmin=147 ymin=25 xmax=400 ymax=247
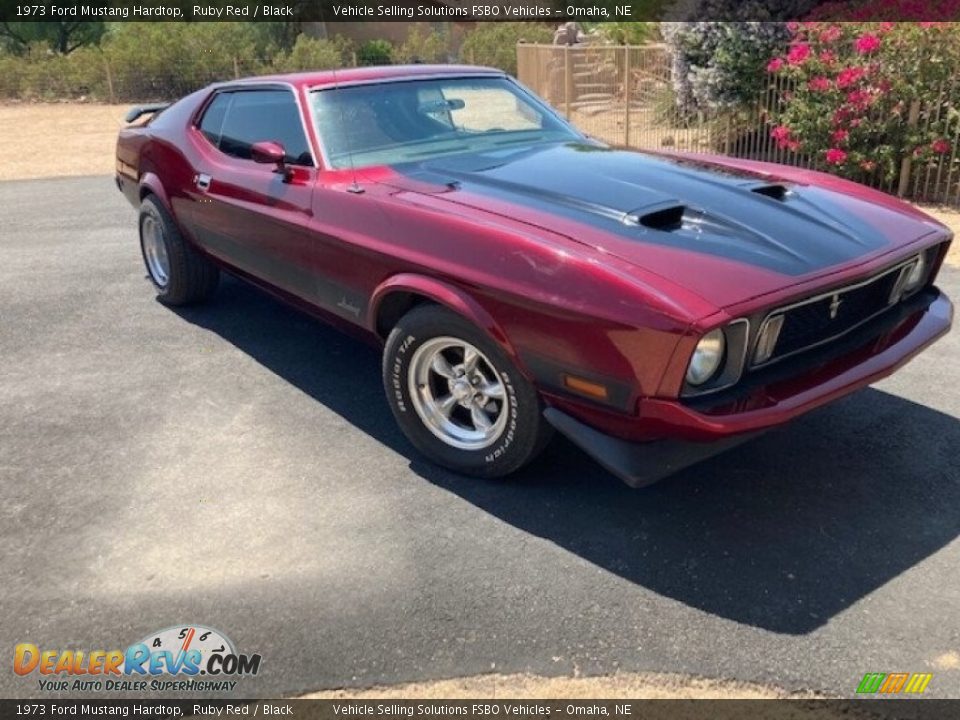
xmin=484 ymin=371 xmax=518 ymax=464
xmin=391 ymin=334 xmax=417 ymax=413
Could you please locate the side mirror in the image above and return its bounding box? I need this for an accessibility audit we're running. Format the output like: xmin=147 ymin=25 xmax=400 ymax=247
xmin=250 ymin=141 xmax=290 ymax=178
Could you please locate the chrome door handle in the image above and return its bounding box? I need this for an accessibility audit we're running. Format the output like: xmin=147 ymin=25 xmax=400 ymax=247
xmin=196 ymin=173 xmax=211 ymax=191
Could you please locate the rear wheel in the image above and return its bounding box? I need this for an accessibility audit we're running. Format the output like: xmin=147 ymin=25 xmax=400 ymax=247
xmin=383 ymin=305 xmax=552 ymax=478
xmin=139 ymin=196 xmax=218 ymax=305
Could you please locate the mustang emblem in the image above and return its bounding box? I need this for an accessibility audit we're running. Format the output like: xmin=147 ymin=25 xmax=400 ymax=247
xmin=336 ymin=297 xmax=361 ymax=317
xmin=829 ymin=293 xmax=843 ymax=320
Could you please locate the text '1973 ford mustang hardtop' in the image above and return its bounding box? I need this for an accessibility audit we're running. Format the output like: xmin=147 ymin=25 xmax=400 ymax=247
xmin=116 ymin=65 xmax=953 ymax=486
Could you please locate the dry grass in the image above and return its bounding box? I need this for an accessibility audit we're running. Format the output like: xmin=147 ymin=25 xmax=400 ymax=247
xmin=0 ymin=102 xmax=128 ymax=181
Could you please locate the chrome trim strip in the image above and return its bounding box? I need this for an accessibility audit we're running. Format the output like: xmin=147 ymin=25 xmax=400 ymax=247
xmin=307 ymin=71 xmax=506 ymax=91
xmin=751 ymin=255 xmax=920 ymax=369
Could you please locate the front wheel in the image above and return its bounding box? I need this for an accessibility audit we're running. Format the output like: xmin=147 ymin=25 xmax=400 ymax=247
xmin=383 ymin=305 xmax=552 ymax=478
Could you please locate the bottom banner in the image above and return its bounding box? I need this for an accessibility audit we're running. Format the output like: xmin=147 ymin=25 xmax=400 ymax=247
xmin=0 ymin=699 xmax=955 ymax=720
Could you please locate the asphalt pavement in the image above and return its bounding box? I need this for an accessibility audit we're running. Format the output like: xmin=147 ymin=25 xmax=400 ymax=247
xmin=2 ymin=176 xmax=959 ymax=699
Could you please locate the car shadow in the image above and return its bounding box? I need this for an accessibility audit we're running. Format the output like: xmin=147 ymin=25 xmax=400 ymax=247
xmin=174 ymin=276 xmax=960 ymax=635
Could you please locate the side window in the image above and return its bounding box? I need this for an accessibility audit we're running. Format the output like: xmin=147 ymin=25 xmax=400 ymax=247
xmin=198 ymin=93 xmax=231 ymax=147
xmin=209 ymin=89 xmax=313 ymax=166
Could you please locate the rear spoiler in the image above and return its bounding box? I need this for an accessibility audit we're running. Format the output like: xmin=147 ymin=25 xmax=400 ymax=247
xmin=124 ymin=104 xmax=169 ymax=124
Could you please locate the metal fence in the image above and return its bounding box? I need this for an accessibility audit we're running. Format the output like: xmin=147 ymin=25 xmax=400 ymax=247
xmin=516 ymin=42 xmax=960 ymax=207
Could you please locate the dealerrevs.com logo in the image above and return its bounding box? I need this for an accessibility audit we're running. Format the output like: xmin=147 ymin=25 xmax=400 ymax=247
xmin=14 ymin=625 xmax=262 ymax=692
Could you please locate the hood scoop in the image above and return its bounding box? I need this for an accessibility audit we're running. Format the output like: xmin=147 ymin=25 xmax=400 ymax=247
xmin=633 ymin=204 xmax=686 ymax=231
xmin=627 ymin=203 xmax=807 ymax=266
xmin=750 ymin=184 xmax=789 ymax=201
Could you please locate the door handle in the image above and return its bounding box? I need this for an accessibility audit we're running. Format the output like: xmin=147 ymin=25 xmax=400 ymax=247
xmin=196 ymin=173 xmax=211 ymax=191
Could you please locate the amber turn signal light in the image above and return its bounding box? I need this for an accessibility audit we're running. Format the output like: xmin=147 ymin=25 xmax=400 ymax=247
xmin=563 ymin=374 xmax=609 ymax=400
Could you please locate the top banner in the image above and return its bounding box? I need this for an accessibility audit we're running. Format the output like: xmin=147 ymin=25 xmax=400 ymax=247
xmin=1 ymin=1 xmax=958 ymax=23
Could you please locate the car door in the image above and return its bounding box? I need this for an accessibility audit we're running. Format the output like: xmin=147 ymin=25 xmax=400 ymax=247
xmin=187 ymin=87 xmax=320 ymax=300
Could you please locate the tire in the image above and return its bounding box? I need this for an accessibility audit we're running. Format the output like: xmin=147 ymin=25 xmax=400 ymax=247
xmin=139 ymin=195 xmax=219 ymax=306
xmin=383 ymin=304 xmax=552 ymax=478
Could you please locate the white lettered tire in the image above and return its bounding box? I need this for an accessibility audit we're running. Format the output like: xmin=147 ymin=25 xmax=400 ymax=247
xmin=383 ymin=305 xmax=552 ymax=478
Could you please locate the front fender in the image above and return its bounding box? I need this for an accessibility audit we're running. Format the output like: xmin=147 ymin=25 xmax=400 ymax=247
xmin=368 ymin=273 xmax=522 ymax=366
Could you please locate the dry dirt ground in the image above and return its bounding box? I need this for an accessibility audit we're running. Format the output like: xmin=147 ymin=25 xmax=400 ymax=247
xmin=302 ymin=672 xmax=817 ymax=700
xmin=0 ymin=102 xmax=128 ymax=181
xmin=1 ymin=101 xmax=959 ymax=266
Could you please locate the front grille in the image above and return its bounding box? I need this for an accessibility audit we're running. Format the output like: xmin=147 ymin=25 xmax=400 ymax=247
xmin=761 ymin=264 xmax=904 ymax=363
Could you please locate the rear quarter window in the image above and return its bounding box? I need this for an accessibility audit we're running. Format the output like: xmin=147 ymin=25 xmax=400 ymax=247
xmin=198 ymin=93 xmax=231 ymax=147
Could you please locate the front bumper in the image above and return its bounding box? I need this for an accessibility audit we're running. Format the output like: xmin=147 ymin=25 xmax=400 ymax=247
xmin=545 ymin=289 xmax=952 ymax=487
xmin=544 ymin=407 xmax=762 ymax=487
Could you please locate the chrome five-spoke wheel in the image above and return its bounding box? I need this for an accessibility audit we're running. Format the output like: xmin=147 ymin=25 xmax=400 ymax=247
xmin=141 ymin=214 xmax=170 ymax=288
xmin=408 ymin=336 xmax=508 ymax=450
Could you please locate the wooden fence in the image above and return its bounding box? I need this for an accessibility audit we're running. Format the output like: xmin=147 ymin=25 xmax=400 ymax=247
xmin=516 ymin=42 xmax=960 ymax=207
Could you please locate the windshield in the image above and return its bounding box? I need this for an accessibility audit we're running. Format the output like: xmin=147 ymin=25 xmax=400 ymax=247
xmin=310 ymin=76 xmax=580 ymax=169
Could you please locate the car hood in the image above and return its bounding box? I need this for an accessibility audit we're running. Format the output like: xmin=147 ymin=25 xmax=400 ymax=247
xmin=381 ymin=142 xmax=943 ymax=309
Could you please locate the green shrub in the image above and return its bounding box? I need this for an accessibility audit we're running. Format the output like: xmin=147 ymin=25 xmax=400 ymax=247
xmin=268 ymin=35 xmax=348 ymax=73
xmin=0 ymin=51 xmax=24 ymax=99
xmin=356 ymin=39 xmax=393 ymax=67
xmin=2 ymin=42 xmax=106 ymax=100
xmin=100 ymin=22 xmax=258 ymax=101
xmin=459 ymin=22 xmax=552 ymax=76
xmin=393 ymin=25 xmax=450 ymax=64
xmin=593 ymin=22 xmax=661 ymax=45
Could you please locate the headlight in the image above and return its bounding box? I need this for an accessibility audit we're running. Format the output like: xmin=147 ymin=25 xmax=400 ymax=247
xmin=903 ymin=253 xmax=927 ymax=293
xmin=686 ymin=328 xmax=726 ymax=386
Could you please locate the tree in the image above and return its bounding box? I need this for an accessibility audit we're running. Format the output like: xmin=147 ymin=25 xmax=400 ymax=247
xmin=0 ymin=21 xmax=106 ymax=55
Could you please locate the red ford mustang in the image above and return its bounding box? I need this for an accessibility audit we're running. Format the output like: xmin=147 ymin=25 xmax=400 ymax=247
xmin=116 ymin=65 xmax=953 ymax=486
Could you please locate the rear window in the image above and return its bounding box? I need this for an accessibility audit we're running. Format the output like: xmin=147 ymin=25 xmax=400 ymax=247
xmin=198 ymin=89 xmax=313 ymax=167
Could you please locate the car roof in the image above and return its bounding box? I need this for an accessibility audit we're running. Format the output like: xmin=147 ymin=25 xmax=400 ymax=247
xmin=226 ymin=64 xmax=506 ymax=91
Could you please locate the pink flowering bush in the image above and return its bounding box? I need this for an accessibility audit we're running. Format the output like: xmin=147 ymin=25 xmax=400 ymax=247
xmin=767 ymin=22 xmax=960 ymax=182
